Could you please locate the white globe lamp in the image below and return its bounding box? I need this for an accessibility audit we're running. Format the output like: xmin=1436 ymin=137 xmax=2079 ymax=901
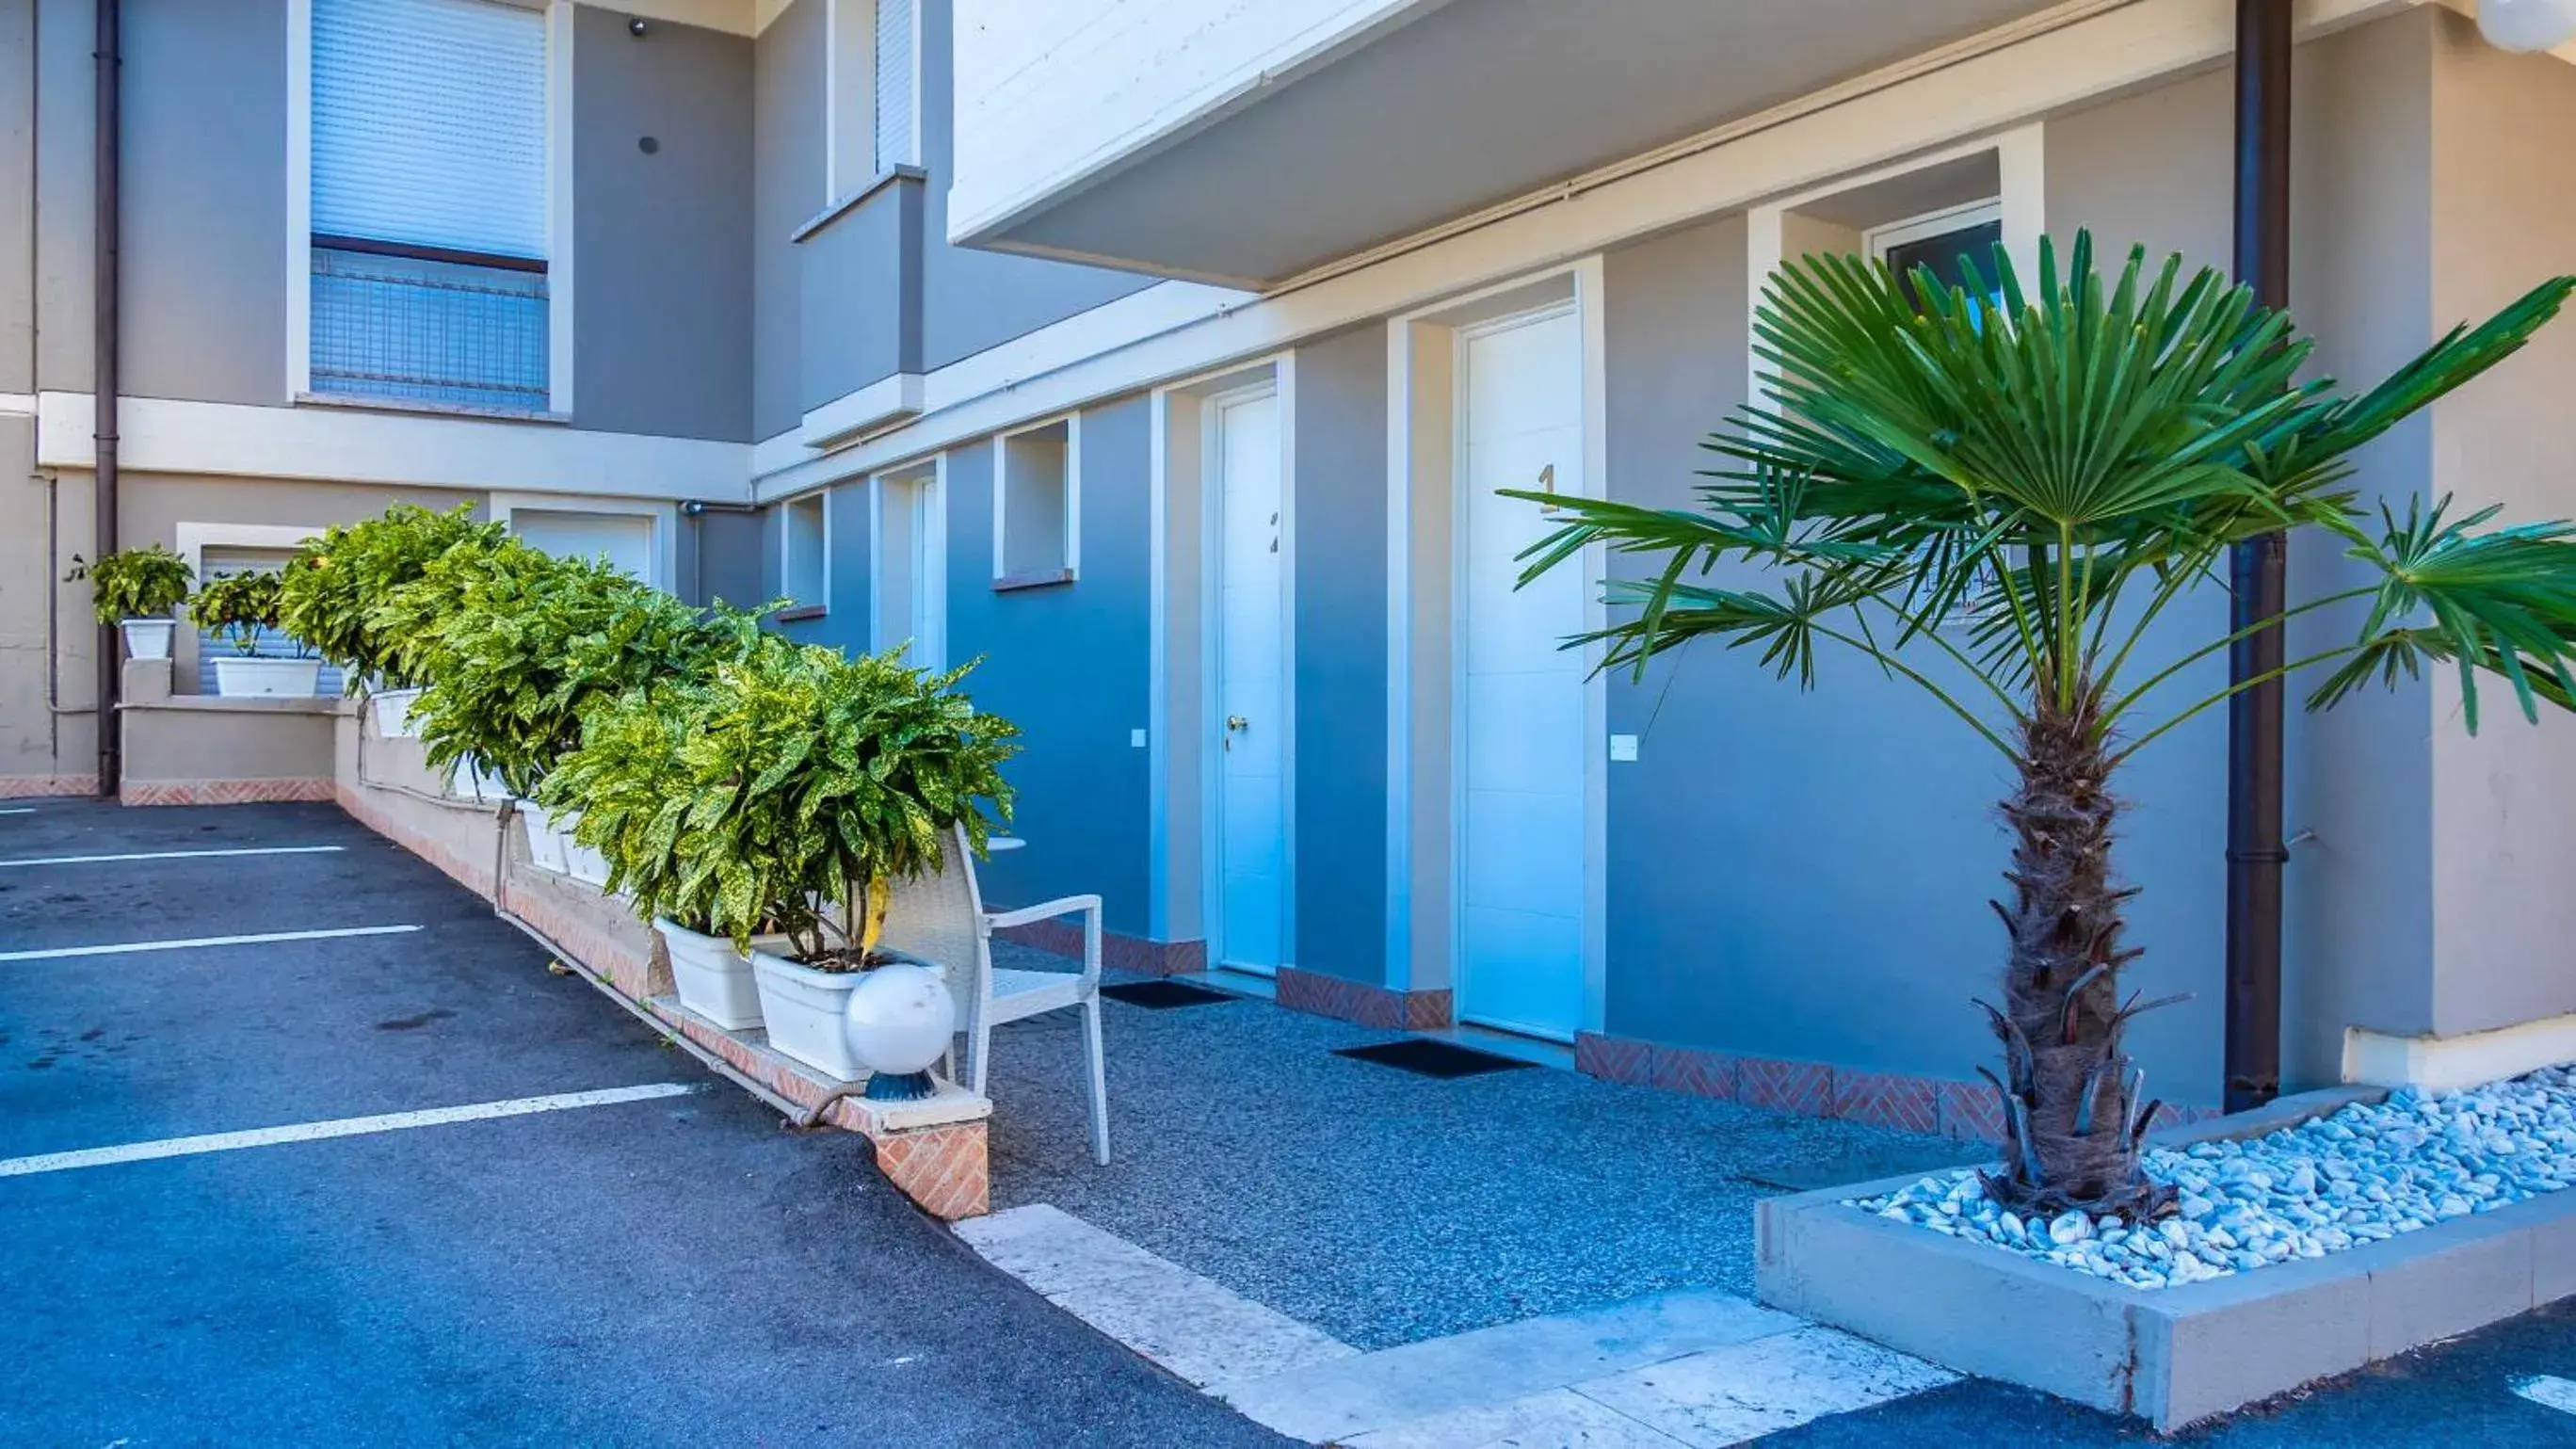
xmin=2479 ymin=0 xmax=2576 ymax=53
xmin=843 ymin=961 xmax=958 ymax=1101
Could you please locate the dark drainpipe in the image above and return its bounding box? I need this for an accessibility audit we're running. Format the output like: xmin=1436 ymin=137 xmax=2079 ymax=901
xmin=92 ymin=0 xmax=121 ymax=798
xmin=2224 ymin=0 xmax=2292 ymax=1113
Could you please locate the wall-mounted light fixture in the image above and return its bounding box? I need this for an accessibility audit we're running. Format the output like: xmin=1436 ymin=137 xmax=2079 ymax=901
xmin=2479 ymin=0 xmax=2576 ymax=53
xmin=627 ymin=15 xmax=649 ymax=38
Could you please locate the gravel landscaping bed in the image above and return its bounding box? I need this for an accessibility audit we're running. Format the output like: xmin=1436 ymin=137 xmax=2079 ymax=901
xmin=1855 ymin=1067 xmax=2576 ymax=1290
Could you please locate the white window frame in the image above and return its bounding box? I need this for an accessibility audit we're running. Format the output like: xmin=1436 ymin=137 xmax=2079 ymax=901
xmin=285 ymin=0 xmax=575 ymax=415
xmin=870 ymin=456 xmax=947 ymax=668
xmin=490 ymin=492 xmax=674 ymax=589
xmin=991 ymin=413 xmax=1081 ymax=588
xmin=1745 ymin=124 xmax=2043 ymax=413
xmin=823 ymin=0 xmax=923 ymax=202
xmin=780 ymin=490 xmax=833 ymax=614
xmin=1862 ymin=197 xmax=2005 ymax=265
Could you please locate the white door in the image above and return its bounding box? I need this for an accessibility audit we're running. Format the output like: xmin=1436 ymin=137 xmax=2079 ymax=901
xmin=1456 ymin=307 xmax=1587 ymax=1040
xmin=875 ymin=471 xmax=944 ymax=668
xmin=1212 ymin=387 xmax=1288 ymax=975
xmin=510 ymin=508 xmax=655 ymax=583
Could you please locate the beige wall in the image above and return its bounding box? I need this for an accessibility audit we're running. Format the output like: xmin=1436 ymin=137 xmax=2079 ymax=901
xmin=2425 ymin=8 xmax=2576 ymax=1037
xmin=119 ymin=473 xmax=484 ymax=695
xmin=3 ymin=416 xmax=99 ymax=787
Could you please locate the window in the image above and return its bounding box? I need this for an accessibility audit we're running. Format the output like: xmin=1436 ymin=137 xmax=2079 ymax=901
xmin=782 ymin=493 xmax=830 ymax=611
xmin=1869 ymin=201 xmax=2004 ymax=314
xmin=995 ymin=419 xmax=1077 ymax=588
xmin=310 ymin=0 xmax=551 ymax=412
xmin=874 ymin=0 xmax=917 ymax=172
xmin=194 ymin=548 xmax=343 ymax=697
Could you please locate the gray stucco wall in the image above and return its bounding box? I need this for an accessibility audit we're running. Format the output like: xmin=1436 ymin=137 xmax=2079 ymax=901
xmin=913 ymin=0 xmax=1153 ymax=373
xmin=1291 ymin=325 xmax=1390 ymax=984
xmin=122 ymin=0 xmax=287 ymax=406
xmin=2423 ymin=9 xmax=2576 ymax=1038
xmin=799 ymin=180 xmax=922 ymax=411
xmin=942 ymin=399 xmax=1154 ymax=932
xmin=35 ymin=0 xmax=93 ymax=394
xmin=572 ymin=8 xmax=754 ymax=442
xmin=752 ymin=0 xmax=826 ymax=441
xmin=689 ymin=507 xmax=768 ymax=611
xmin=0 ymin=3 xmax=33 ymax=397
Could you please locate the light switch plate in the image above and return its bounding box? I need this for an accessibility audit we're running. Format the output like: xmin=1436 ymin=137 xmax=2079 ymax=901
xmin=1130 ymin=728 xmax=1149 ymax=749
xmin=1609 ymin=733 xmax=1639 ymax=763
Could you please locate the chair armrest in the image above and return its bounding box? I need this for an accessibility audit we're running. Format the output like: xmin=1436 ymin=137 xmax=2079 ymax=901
xmin=982 ymin=894 xmax=1104 ymax=986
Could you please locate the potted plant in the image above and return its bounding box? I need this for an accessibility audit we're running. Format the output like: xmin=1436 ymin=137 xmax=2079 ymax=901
xmin=279 ymin=505 xmax=507 ymax=736
xmin=411 ymin=555 xmax=756 ymax=882
xmin=646 ymin=639 xmax=1015 ymax=1079
xmin=64 ymin=543 xmax=195 ymax=660
xmin=189 ymin=571 xmax=322 ymax=698
xmin=539 ymin=681 xmax=790 ymax=1028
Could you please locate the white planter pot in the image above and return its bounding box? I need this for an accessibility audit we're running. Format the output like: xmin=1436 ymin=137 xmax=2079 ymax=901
xmin=212 ymin=656 xmax=321 ymax=698
xmin=522 ymin=805 xmax=571 ymax=875
xmin=446 ymin=754 xmax=509 ymax=804
xmin=750 ymin=947 xmax=879 ymax=1080
xmin=557 ymin=806 xmax=613 ymax=888
xmin=371 ymin=686 xmax=425 ymax=738
xmin=655 ymin=919 xmax=794 ymax=1032
xmin=120 ymin=618 xmax=175 ymax=660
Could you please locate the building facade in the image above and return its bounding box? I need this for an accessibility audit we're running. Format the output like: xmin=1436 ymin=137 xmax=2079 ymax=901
xmin=9 ymin=0 xmax=2576 ymax=1126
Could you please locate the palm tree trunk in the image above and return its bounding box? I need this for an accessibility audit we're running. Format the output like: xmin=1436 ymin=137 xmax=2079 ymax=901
xmin=1981 ymin=689 xmax=2178 ymax=1221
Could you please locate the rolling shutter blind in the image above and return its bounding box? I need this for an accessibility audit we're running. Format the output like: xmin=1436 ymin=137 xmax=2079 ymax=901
xmin=874 ymin=0 xmax=916 ymax=170
xmin=313 ymin=0 xmax=548 ymax=260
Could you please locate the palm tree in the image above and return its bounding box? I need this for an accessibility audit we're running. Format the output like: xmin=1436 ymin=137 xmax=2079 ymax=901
xmin=1506 ymin=233 xmax=2576 ymax=1220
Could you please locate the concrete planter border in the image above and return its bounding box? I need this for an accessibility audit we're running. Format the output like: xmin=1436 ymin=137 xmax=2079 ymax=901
xmin=1756 ymin=1087 xmax=2576 ymax=1431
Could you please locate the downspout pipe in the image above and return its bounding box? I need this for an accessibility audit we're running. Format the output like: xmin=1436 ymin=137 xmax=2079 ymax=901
xmin=2224 ymin=0 xmax=2292 ymax=1113
xmin=91 ymin=0 xmax=121 ymax=798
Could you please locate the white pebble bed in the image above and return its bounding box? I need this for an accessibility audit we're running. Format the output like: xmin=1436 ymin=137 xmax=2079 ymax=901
xmin=1850 ymin=1066 xmax=2576 ymax=1290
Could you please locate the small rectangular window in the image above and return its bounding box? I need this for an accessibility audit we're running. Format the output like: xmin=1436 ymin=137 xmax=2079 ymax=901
xmin=1868 ymin=201 xmax=2004 ymax=314
xmin=783 ymin=493 xmax=830 ymax=610
xmin=195 ymin=548 xmax=344 ymax=697
xmin=310 ymin=0 xmax=551 ymax=411
xmin=875 ymin=0 xmax=917 ymax=171
xmin=995 ymin=420 xmax=1075 ymax=588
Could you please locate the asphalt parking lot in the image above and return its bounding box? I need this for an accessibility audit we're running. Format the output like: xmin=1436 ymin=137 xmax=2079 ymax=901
xmin=0 ymin=797 xmax=1285 ymax=1447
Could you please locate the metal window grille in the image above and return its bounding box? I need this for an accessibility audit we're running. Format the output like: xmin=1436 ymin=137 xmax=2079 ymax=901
xmin=310 ymin=245 xmax=549 ymax=412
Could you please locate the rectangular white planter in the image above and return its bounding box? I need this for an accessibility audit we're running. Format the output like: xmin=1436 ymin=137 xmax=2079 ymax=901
xmin=371 ymin=687 xmax=425 ymax=738
xmin=558 ymin=807 xmax=613 ymax=888
xmin=749 ymin=947 xmax=870 ymax=1080
xmin=212 ymin=656 xmax=322 ymax=698
xmin=121 ymin=618 xmax=175 ymax=660
xmin=446 ymin=755 xmax=509 ymax=804
xmin=656 ymin=919 xmax=794 ymax=1033
xmin=522 ymin=805 xmax=572 ymax=875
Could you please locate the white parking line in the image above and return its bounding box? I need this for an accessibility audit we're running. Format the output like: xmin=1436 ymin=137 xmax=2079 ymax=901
xmin=0 ymin=924 xmax=423 ymax=962
xmin=0 ymin=845 xmax=347 ymax=868
xmin=2513 ymin=1374 xmax=2576 ymax=1414
xmin=0 ymin=807 xmax=38 ymax=815
xmin=0 ymin=1083 xmax=700 ymax=1177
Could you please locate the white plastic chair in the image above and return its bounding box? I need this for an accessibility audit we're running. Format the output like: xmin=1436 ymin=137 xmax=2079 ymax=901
xmin=880 ymin=825 xmax=1109 ymax=1165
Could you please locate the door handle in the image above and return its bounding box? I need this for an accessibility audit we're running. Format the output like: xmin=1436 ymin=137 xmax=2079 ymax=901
xmin=1226 ymin=716 xmax=1250 ymax=731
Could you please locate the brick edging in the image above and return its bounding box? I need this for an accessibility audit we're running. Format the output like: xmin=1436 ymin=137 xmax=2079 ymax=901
xmin=1574 ymin=1030 xmax=2220 ymax=1141
xmin=1276 ymin=966 xmax=1454 ymax=1032
xmin=122 ymin=777 xmax=336 ymax=807
xmin=0 ymin=773 xmax=101 ymax=799
xmin=993 ymin=918 xmax=1205 ymax=977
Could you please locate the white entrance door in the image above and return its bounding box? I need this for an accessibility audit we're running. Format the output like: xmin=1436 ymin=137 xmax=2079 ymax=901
xmin=875 ymin=469 xmax=945 ymax=668
xmin=1456 ymin=306 xmax=1587 ymax=1039
xmin=1212 ymin=387 xmax=1287 ymax=975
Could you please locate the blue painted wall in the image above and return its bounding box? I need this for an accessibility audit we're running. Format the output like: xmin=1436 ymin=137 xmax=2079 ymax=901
xmin=940 ymin=397 xmax=1155 ymax=933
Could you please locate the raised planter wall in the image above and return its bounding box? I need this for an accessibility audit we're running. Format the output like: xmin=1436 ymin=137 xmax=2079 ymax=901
xmin=328 ymin=711 xmax=993 ymax=1220
xmin=118 ymin=657 xmax=340 ymax=806
xmin=1757 ymin=1087 xmax=2576 ymax=1430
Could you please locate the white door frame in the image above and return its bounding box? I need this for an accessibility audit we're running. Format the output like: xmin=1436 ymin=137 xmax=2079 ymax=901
xmin=1386 ymin=260 xmax=1608 ymax=1038
xmin=1147 ymin=352 xmax=1297 ymax=961
xmin=1199 ymin=378 xmax=1296 ymax=975
xmin=869 ymin=454 xmax=948 ymax=669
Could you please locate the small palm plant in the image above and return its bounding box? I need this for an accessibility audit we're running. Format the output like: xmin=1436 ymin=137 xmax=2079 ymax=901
xmin=1507 ymin=233 xmax=2576 ymax=1219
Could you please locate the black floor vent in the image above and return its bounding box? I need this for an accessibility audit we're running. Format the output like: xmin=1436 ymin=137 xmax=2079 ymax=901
xmin=1100 ymin=980 xmax=1238 ymax=1009
xmin=1333 ymin=1038 xmax=1536 ymax=1079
